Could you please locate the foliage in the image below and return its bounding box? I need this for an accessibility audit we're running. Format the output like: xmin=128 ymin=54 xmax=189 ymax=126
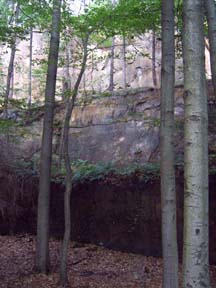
xmin=72 ymin=160 xmax=115 ymax=182
xmin=51 ymin=159 xmax=160 ymax=184
xmin=118 ymin=162 xmax=160 ymax=182
xmin=113 ymin=0 xmax=161 ymax=37
xmin=0 ymin=118 xmax=16 ymax=133
xmin=0 ymin=0 xmax=56 ymax=50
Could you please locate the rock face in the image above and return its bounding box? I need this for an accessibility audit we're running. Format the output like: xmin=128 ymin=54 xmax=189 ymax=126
xmin=0 ymin=80 xmax=215 ymax=178
xmin=65 ymin=84 xmax=215 ymax=165
xmin=68 ymin=88 xmax=162 ymax=164
xmin=9 ymin=83 xmax=215 ymax=167
xmin=0 ymin=32 xmax=211 ymax=100
xmin=0 ymin=172 xmax=215 ymax=264
xmin=64 ymin=175 xmax=216 ymax=265
xmin=0 ymin=84 xmax=216 ymax=264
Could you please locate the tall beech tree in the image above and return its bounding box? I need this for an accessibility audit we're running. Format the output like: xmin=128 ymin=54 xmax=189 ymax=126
xmin=160 ymin=0 xmax=178 ymax=287
xmin=205 ymin=0 xmax=216 ymax=100
xmin=36 ymin=0 xmax=62 ymax=273
xmin=182 ymin=0 xmax=210 ymax=287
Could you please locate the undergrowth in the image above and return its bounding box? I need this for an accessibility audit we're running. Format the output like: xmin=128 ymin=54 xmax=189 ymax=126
xmin=52 ymin=160 xmax=160 ymax=184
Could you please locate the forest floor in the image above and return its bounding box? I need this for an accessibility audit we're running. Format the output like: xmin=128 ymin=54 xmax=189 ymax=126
xmin=0 ymin=235 xmax=215 ymax=288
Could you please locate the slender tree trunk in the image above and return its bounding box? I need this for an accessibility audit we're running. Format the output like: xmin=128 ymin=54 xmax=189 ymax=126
xmin=3 ymin=3 xmax=19 ymax=118
xmin=108 ymin=36 xmax=115 ymax=92
xmin=9 ymin=68 xmax=14 ymax=99
xmin=122 ymin=35 xmax=127 ymax=89
xmin=182 ymin=1 xmax=210 ymax=287
xmin=58 ymin=46 xmax=71 ymax=168
xmin=28 ymin=28 xmax=33 ymax=108
xmin=6 ymin=41 xmax=16 ymax=100
xmin=83 ymin=72 xmax=86 ymax=94
xmin=36 ymin=0 xmax=62 ymax=274
xmin=152 ymin=30 xmax=157 ymax=87
xmin=205 ymin=0 xmax=216 ymax=100
xmin=91 ymin=51 xmax=94 ymax=91
xmin=59 ymin=36 xmax=89 ymax=285
xmin=160 ymin=0 xmax=178 ymax=287
xmin=62 ymin=45 xmax=71 ymax=102
xmin=108 ymin=0 xmax=115 ymax=92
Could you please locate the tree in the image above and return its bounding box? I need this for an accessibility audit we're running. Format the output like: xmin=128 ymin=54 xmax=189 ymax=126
xmin=121 ymin=34 xmax=127 ymax=89
xmin=108 ymin=35 xmax=115 ymax=91
xmin=108 ymin=0 xmax=115 ymax=92
xmin=59 ymin=33 xmax=89 ymax=285
xmin=0 ymin=0 xmax=54 ymax=111
xmin=3 ymin=1 xmax=20 ymax=118
xmin=205 ymin=0 xmax=216 ymax=100
xmin=28 ymin=27 xmax=33 ymax=108
xmin=58 ymin=1 xmax=129 ymax=283
xmin=182 ymin=0 xmax=210 ymax=287
xmin=59 ymin=2 xmax=114 ymax=283
xmin=36 ymin=0 xmax=62 ymax=273
xmin=160 ymin=0 xmax=178 ymax=287
xmin=111 ymin=0 xmax=161 ymax=89
xmin=152 ymin=29 xmax=157 ymax=87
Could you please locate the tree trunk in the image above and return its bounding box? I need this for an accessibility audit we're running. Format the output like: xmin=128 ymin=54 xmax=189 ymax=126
xmin=122 ymin=35 xmax=127 ymax=89
xmin=36 ymin=0 xmax=62 ymax=274
xmin=9 ymin=67 xmax=14 ymax=99
xmin=205 ymin=0 xmax=216 ymax=100
xmin=83 ymin=72 xmax=86 ymax=94
xmin=152 ymin=30 xmax=157 ymax=87
xmin=59 ymin=35 xmax=89 ymax=286
xmin=108 ymin=0 xmax=115 ymax=92
xmin=108 ymin=36 xmax=115 ymax=92
xmin=58 ymin=45 xmax=71 ymax=168
xmin=3 ymin=2 xmax=19 ymax=118
xmin=62 ymin=45 xmax=71 ymax=102
xmin=91 ymin=51 xmax=94 ymax=91
xmin=160 ymin=0 xmax=178 ymax=287
xmin=182 ymin=1 xmax=210 ymax=287
xmin=28 ymin=28 xmax=33 ymax=108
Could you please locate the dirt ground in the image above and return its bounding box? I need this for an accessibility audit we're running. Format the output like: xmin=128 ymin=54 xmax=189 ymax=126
xmin=0 ymin=235 xmax=215 ymax=288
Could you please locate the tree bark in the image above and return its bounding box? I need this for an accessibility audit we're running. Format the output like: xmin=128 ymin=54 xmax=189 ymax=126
xmin=122 ymin=35 xmax=127 ymax=89
xmin=152 ymin=30 xmax=157 ymax=87
xmin=108 ymin=0 xmax=115 ymax=92
xmin=182 ymin=0 xmax=210 ymax=287
xmin=62 ymin=45 xmax=71 ymax=102
xmin=58 ymin=44 xmax=71 ymax=169
xmin=28 ymin=28 xmax=33 ymax=108
xmin=36 ymin=0 xmax=62 ymax=274
xmin=59 ymin=35 xmax=89 ymax=285
xmin=3 ymin=2 xmax=19 ymax=118
xmin=108 ymin=36 xmax=115 ymax=92
xmin=90 ymin=51 xmax=94 ymax=91
xmin=9 ymin=66 xmax=14 ymax=99
xmin=205 ymin=0 xmax=216 ymax=100
xmin=160 ymin=0 xmax=178 ymax=287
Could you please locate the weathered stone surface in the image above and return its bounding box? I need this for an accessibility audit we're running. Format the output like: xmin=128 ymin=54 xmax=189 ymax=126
xmin=67 ymin=87 xmax=183 ymax=164
xmin=5 ymin=83 xmax=215 ymax=166
xmin=0 ymin=33 xmax=211 ymax=100
xmin=61 ymin=82 xmax=215 ymax=165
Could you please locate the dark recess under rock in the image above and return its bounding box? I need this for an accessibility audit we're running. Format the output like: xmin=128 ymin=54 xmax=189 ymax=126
xmin=0 ymin=172 xmax=215 ymax=264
